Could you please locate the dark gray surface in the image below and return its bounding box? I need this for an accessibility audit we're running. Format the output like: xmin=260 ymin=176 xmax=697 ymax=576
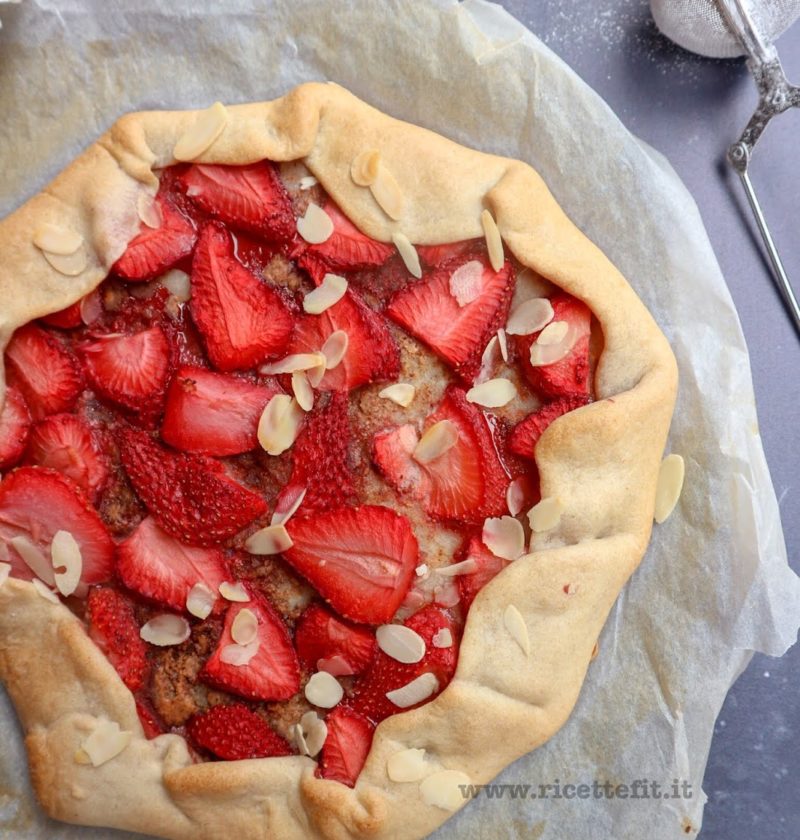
xmin=495 ymin=1 xmax=799 ymax=838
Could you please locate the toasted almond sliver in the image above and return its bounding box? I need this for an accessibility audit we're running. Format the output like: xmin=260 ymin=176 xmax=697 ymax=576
xmin=80 ymin=290 xmax=103 ymax=325
xmin=292 ymin=370 xmax=315 ymax=412
xmin=385 ymin=672 xmax=439 ymax=708
xmin=392 ymin=232 xmax=422 ymax=279
xmin=376 ymin=624 xmax=426 ymax=664
xmin=448 ymin=260 xmax=484 ymax=307
xmin=298 ymin=175 xmax=318 ymax=190
xmin=140 ymin=614 xmax=191 ymax=647
xmin=387 ymin=748 xmax=427 ymax=783
xmin=245 ymin=523 xmax=293 ymax=555
xmin=379 ymin=383 xmax=416 ymax=408
xmin=219 ymin=581 xmax=250 ymax=602
xmin=220 ymin=639 xmax=260 ymax=666
xmin=32 ymin=578 xmax=60 ymax=604
xmin=186 ymin=582 xmax=216 ymax=619
xmin=80 ymin=720 xmax=132 ymax=767
xmin=528 ymin=496 xmax=563 ymax=533
xmin=303 ymin=273 xmax=348 ymax=315
xmin=654 ymin=454 xmax=685 ymax=524
xmin=231 ymin=607 xmax=259 ymax=645
xmin=506 ymin=477 xmax=527 ymax=516
xmin=137 ymin=192 xmax=162 ymax=229
xmin=435 ymin=558 xmax=478 ymax=577
xmin=298 ymin=711 xmax=327 ymax=757
xmin=305 ymin=671 xmax=344 ymax=708
xmin=413 ymin=419 xmax=459 ymax=465
xmin=173 ymin=101 xmax=228 ymax=161
xmin=529 ymin=326 xmax=577 ymax=367
xmin=504 ymin=604 xmax=530 ymax=656
xmin=258 ymin=395 xmax=304 ymax=456
xmin=481 ymin=209 xmax=504 ymax=272
xmin=161 ymin=269 xmax=191 ymax=302
xmin=260 ymin=352 xmax=327 ymax=375
xmin=297 ymin=202 xmax=334 ymax=244
xmin=419 ymin=769 xmax=471 ymax=811
xmin=505 ymin=298 xmax=555 ymax=336
xmin=370 ymin=164 xmax=405 ymax=220
xmin=415 ymin=563 xmax=429 ymax=577
xmin=307 ymin=361 xmax=327 ymax=388
xmin=483 ymin=516 xmax=525 ymax=561
xmin=537 ymin=320 xmax=569 ymax=346
xmin=0 ymin=562 xmax=11 ymax=588
xmin=10 ymin=535 xmax=55 ymax=585
xmin=497 ymin=328 xmax=508 ymax=363
xmin=271 ymin=486 xmax=307 ymax=526
xmin=33 ymin=223 xmax=83 ymax=256
xmin=51 ymin=530 xmax=83 ymax=597
xmin=43 ymin=247 xmax=87 ymax=276
xmin=321 ymin=330 xmax=349 ymax=370
xmin=465 ymin=378 xmax=517 ymax=409
xmin=351 ymin=149 xmax=381 ymax=186
xmin=432 ymin=628 xmax=453 ymax=649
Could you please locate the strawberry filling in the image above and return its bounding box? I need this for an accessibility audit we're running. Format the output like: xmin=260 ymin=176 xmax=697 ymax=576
xmin=0 ymin=158 xmax=596 ymax=786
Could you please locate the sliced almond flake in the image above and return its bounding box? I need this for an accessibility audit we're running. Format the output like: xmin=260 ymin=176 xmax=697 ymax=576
xmin=481 ymin=209 xmax=504 ymax=272
xmin=292 ymin=370 xmax=315 ymax=412
xmin=529 ymin=325 xmax=577 ymax=367
xmin=379 ymin=383 xmax=416 ymax=408
xmin=420 ymin=769 xmax=472 ymax=811
xmin=173 ymin=101 xmax=228 ymax=161
xmin=321 ymin=330 xmax=348 ymax=370
xmin=392 ymin=232 xmax=422 ymax=279
xmin=43 ymin=247 xmax=87 ymax=277
xmin=219 ymin=581 xmax=250 ymax=602
xmin=186 ymin=582 xmax=215 ymax=619
xmin=537 ymin=320 xmax=569 ymax=346
xmin=435 ymin=558 xmax=478 ymax=577
xmin=32 ymin=578 xmax=60 ymax=604
xmin=465 ymin=378 xmax=517 ymax=408
xmin=654 ymin=453 xmax=685 ymax=524
xmin=307 ymin=361 xmax=327 ymax=387
xmin=413 ymin=419 xmax=458 ymax=465
xmin=271 ymin=486 xmax=307 ymax=526
xmin=303 ymin=273 xmax=348 ymax=315
xmin=51 ymin=530 xmax=82 ymax=597
xmin=258 ymin=394 xmax=304 ymax=456
xmin=387 ymin=748 xmax=427 ymax=783
xmin=80 ymin=720 xmax=132 ymax=767
xmin=448 ymin=260 xmax=484 ymax=307
xmin=137 ymin=193 xmax=162 ymax=229
xmin=220 ymin=639 xmax=260 ymax=666
xmin=292 ymin=722 xmax=308 ymax=756
xmin=298 ymin=711 xmax=327 ymax=757
xmin=140 ymin=614 xmax=191 ymax=647
xmin=505 ymin=298 xmax=555 ymax=336
xmin=297 ymin=202 xmax=334 ymax=244
xmin=432 ymin=628 xmax=453 ymax=649
xmin=376 ymin=624 xmax=426 ymax=664
xmin=161 ymin=269 xmax=191 ymax=302
xmin=304 ymin=671 xmax=344 ymax=708
xmin=434 ymin=580 xmax=461 ymax=608
xmin=482 ymin=516 xmax=525 ymax=561
xmin=415 ymin=564 xmax=429 ymax=577
xmin=497 ymin=328 xmax=508 ymax=362
xmin=370 ymin=164 xmax=405 ymax=220
xmin=351 ymin=149 xmax=381 ymax=186
xmin=506 ymin=478 xmax=526 ymax=517
xmin=245 ymin=523 xmax=293 ymax=555
xmin=385 ymin=672 xmax=439 ymax=708
xmin=80 ymin=290 xmax=103 ymax=325
xmin=231 ymin=607 xmax=259 ymax=645
xmin=10 ymin=535 xmax=55 ymax=585
xmin=503 ymin=604 xmax=530 ymax=656
xmin=527 ymin=496 xmax=563 ymax=533
xmin=33 ymin=223 xmax=83 ymax=255
xmin=260 ymin=351 xmax=326 ymax=375
xmin=298 ymin=175 xmax=318 ymax=190
xmin=0 ymin=562 xmax=10 ymax=588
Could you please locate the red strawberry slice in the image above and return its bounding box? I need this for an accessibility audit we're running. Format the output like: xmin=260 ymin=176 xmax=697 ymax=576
xmin=161 ymin=365 xmax=280 ymax=456
xmin=190 ymin=223 xmax=295 ymax=372
xmin=117 ymin=516 xmax=228 ymax=613
xmin=386 ymin=250 xmax=514 ymax=381
xmin=25 ymin=413 xmax=109 ymax=500
xmin=179 ymin=163 xmax=296 ymax=243
xmin=187 ymin=703 xmax=293 ymax=761
xmin=508 ymin=395 xmax=591 ymax=461
xmin=118 ymin=427 xmax=268 ymax=545
xmin=79 ymin=326 xmax=172 ymax=424
xmin=416 ymin=239 xmax=477 ymax=268
xmin=135 ymin=698 xmax=166 ymax=740
xmin=372 ymin=387 xmax=508 ymax=525
xmin=4 ymin=324 xmax=84 ymax=420
xmin=283 ymin=289 xmax=399 ymax=391
xmin=201 ymin=590 xmax=301 ymax=702
xmin=0 ymin=387 xmax=31 ymax=471
xmin=456 ymin=535 xmax=511 ymax=611
xmin=317 ymin=707 xmax=374 ymax=787
xmin=515 ymin=293 xmax=592 ymax=399
xmin=113 ymin=197 xmax=197 ymax=282
xmin=40 ymin=300 xmax=83 ymax=329
xmin=295 ymin=603 xmax=376 ymax=677
xmin=0 ymin=467 xmax=114 ymax=591
xmin=86 ymin=586 xmax=149 ymax=692
xmin=347 ymin=605 xmax=459 ymax=724
xmin=283 ymin=505 xmax=418 ymax=625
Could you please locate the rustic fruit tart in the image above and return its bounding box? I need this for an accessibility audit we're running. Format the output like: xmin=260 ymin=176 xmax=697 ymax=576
xmin=0 ymin=84 xmax=677 ymax=840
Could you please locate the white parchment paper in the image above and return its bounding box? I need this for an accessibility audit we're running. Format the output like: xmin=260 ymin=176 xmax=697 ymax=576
xmin=0 ymin=1 xmax=798 ymax=838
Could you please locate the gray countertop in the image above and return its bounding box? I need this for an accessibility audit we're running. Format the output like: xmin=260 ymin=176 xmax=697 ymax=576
xmin=496 ymin=1 xmax=799 ymax=837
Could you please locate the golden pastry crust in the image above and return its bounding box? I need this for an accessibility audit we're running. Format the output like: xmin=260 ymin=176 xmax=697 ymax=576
xmin=0 ymin=82 xmax=677 ymax=839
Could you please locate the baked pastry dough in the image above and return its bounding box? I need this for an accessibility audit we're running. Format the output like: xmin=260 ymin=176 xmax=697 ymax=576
xmin=0 ymin=83 xmax=677 ymax=839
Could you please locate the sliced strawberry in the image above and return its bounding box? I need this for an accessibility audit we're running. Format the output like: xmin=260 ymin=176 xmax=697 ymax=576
xmin=39 ymin=300 xmax=83 ymax=329
xmin=347 ymin=605 xmax=459 ymax=724
xmin=457 ymin=535 xmax=511 ymax=610
xmin=179 ymin=163 xmax=296 ymax=243
xmin=135 ymin=698 xmax=166 ymax=739
xmin=283 ymin=289 xmax=399 ymax=391
xmin=190 ymin=223 xmax=295 ymax=372
xmin=372 ymin=386 xmax=508 ymax=525
xmin=515 ymin=293 xmax=592 ymax=399
xmin=0 ymin=467 xmax=114 ymax=592
xmin=416 ymin=239 xmax=478 ymax=268
xmin=4 ymin=324 xmax=84 ymax=420
xmin=317 ymin=707 xmax=374 ymax=787
xmin=25 ymin=413 xmax=108 ymax=501
xmin=294 ymin=603 xmax=376 ymax=676
xmin=161 ymin=366 xmax=280 ymax=456
xmin=187 ymin=703 xmax=293 ymax=760
xmin=283 ymin=505 xmax=418 ymax=625
xmin=119 ymin=427 xmax=268 ymax=545
xmin=201 ymin=590 xmax=301 ymax=702
xmin=113 ymin=197 xmax=197 ymax=281
xmin=508 ymin=395 xmax=591 ymax=461
xmin=86 ymin=586 xmax=149 ymax=692
xmin=0 ymin=387 xmax=31 ymax=471
xmin=117 ymin=516 xmax=228 ymax=613
xmin=386 ymin=250 xmax=514 ymax=381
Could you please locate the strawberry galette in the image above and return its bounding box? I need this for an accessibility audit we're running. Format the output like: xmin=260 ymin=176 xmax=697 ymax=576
xmin=0 ymin=84 xmax=677 ymax=839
